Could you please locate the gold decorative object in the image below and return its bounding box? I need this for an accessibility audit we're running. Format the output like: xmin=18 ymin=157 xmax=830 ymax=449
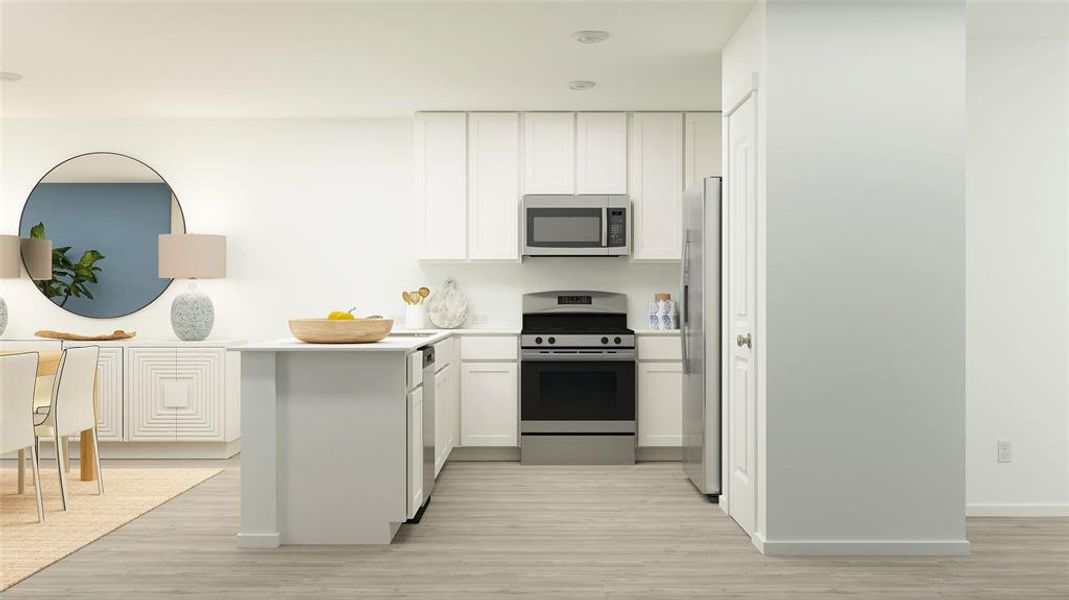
xmin=35 ymin=329 xmax=137 ymax=341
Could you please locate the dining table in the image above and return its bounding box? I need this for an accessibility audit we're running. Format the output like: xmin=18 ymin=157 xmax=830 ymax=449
xmin=4 ymin=350 xmax=100 ymax=485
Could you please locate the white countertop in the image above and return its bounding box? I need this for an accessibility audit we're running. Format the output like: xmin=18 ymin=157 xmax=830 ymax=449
xmin=394 ymin=328 xmax=520 ymax=336
xmin=234 ymin=331 xmax=453 ymax=352
xmin=235 ymin=327 xmax=523 ymax=352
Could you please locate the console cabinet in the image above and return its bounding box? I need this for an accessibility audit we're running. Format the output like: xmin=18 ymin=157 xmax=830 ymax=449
xmin=60 ymin=340 xmax=241 ymax=453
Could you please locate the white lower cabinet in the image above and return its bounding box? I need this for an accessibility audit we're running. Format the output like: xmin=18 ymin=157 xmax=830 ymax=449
xmin=407 ymin=386 xmax=424 ymax=519
xmin=434 ymin=362 xmax=455 ymax=476
xmin=125 ymin=347 xmax=227 ymax=441
xmin=460 ymin=362 xmax=518 ymax=447
xmin=637 ymin=361 xmax=684 ymax=447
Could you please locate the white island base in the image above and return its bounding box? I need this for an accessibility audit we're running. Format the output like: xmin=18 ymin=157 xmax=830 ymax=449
xmin=236 ymin=336 xmax=443 ymax=547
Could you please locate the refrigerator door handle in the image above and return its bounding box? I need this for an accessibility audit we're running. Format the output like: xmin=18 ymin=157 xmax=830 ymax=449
xmin=680 ymin=234 xmax=690 ymax=373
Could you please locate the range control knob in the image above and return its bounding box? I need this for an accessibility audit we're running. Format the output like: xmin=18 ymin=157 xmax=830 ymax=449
xmin=601 ymin=336 xmax=609 ymax=345
xmin=548 ymin=337 xmax=556 ymax=345
xmin=614 ymin=336 xmax=622 ymax=345
xmin=535 ymin=337 xmax=543 ymax=344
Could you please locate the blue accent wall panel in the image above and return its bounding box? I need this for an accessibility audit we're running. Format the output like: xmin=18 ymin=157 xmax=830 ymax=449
xmin=21 ymin=182 xmax=172 ymax=318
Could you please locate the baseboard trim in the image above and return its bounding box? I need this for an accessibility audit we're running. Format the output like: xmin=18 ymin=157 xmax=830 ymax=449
xmin=12 ymin=440 xmax=242 ymax=460
xmin=236 ymin=533 xmax=280 ymax=549
xmin=753 ymin=532 xmax=971 ymax=556
xmin=449 ymin=447 xmax=520 ymax=461
xmin=449 ymin=446 xmax=683 ymax=463
xmin=636 ymin=447 xmax=682 ymax=462
xmin=967 ymin=503 xmax=1069 ymax=517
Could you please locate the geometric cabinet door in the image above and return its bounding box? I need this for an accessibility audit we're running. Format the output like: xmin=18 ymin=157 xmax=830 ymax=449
xmin=125 ymin=347 xmax=226 ymax=441
xmin=94 ymin=347 xmax=125 ymax=441
xmin=62 ymin=344 xmax=125 ymax=441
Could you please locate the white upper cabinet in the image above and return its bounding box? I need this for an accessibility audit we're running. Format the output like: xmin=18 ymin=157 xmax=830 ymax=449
xmin=415 ymin=112 xmax=467 ymax=260
xmin=468 ymin=113 xmax=521 ymax=260
xmin=684 ymin=112 xmax=723 ymax=189
xmin=576 ymin=112 xmax=628 ymax=194
xmin=523 ymin=112 xmax=575 ymax=194
xmin=629 ymin=112 xmax=684 ymax=261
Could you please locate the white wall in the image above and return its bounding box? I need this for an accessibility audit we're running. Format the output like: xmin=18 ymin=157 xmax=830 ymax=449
xmin=758 ymin=1 xmax=968 ymax=554
xmin=0 ymin=119 xmax=678 ymax=341
xmin=966 ymin=36 xmax=1069 ymax=515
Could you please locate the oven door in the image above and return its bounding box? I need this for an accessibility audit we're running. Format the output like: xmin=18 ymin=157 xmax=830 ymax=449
xmin=524 ymin=206 xmax=608 ymax=256
xmin=520 ymin=354 xmax=635 ymax=433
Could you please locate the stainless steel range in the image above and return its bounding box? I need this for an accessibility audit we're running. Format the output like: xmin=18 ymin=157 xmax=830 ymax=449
xmin=520 ymin=291 xmax=636 ymax=465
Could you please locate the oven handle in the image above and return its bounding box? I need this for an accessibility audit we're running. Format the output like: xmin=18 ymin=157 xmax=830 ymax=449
xmin=521 ymin=350 xmax=637 ymax=362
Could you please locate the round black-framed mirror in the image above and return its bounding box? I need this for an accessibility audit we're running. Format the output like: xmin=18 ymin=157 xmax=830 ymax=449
xmin=19 ymin=152 xmax=186 ymax=319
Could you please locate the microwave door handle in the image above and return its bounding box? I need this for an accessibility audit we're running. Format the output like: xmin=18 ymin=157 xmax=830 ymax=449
xmin=598 ymin=207 xmax=607 ymax=247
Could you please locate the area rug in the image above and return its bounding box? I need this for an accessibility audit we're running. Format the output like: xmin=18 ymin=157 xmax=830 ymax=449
xmin=0 ymin=466 xmax=222 ymax=590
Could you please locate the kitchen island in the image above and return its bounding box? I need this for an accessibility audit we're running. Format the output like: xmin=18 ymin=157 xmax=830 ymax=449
xmin=233 ymin=332 xmax=450 ymax=547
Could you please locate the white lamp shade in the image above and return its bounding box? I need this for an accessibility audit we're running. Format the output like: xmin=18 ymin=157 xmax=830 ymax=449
xmin=22 ymin=238 xmax=53 ymax=280
xmin=159 ymin=234 xmax=227 ymax=279
xmin=0 ymin=235 xmax=19 ymax=278
xmin=0 ymin=234 xmax=52 ymax=280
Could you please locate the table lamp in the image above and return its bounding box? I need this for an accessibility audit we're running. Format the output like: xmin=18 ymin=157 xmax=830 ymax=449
xmin=0 ymin=234 xmax=53 ymax=336
xmin=158 ymin=233 xmax=227 ymax=341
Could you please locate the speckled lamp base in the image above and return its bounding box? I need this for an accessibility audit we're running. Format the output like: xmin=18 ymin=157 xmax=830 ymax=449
xmin=171 ymin=287 xmax=214 ymax=341
xmin=0 ymin=296 xmax=8 ymax=337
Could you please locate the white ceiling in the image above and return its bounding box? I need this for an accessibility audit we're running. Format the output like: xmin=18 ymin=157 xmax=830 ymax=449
xmin=967 ymin=0 xmax=1069 ymax=39
xmin=0 ymin=1 xmax=754 ymax=119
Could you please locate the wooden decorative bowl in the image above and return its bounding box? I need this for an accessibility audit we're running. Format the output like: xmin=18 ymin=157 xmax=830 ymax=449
xmin=288 ymin=318 xmax=394 ymax=344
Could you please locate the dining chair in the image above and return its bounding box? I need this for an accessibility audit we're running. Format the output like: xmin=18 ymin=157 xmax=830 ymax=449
xmin=34 ymin=345 xmax=104 ymax=510
xmin=1 ymin=352 xmax=46 ymax=522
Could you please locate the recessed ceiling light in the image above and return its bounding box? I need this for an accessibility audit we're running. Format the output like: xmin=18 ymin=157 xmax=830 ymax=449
xmin=0 ymin=72 xmax=23 ymax=82
xmin=573 ymin=30 xmax=610 ymax=44
xmin=569 ymin=80 xmax=597 ymax=91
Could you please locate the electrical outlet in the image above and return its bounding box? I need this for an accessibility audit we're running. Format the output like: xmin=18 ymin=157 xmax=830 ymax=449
xmin=469 ymin=314 xmax=489 ymax=326
xmin=997 ymin=440 xmax=1012 ymax=464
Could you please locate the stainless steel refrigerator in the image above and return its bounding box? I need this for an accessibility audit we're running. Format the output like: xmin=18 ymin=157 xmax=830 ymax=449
xmin=680 ymin=176 xmax=722 ymax=497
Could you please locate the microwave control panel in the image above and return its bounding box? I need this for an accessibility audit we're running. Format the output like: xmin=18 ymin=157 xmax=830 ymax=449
xmin=607 ymin=209 xmax=627 ymax=247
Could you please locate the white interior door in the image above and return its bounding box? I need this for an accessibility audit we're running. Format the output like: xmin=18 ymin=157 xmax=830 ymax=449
xmin=726 ymin=94 xmax=758 ymax=535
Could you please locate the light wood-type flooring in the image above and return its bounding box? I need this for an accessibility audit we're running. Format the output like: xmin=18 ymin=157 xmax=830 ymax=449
xmin=3 ymin=459 xmax=1067 ymax=599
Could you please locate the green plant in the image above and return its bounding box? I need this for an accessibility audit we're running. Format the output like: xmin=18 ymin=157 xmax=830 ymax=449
xmin=29 ymin=222 xmax=105 ymax=307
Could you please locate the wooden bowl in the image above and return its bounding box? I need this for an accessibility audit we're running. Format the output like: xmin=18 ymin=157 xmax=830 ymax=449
xmin=288 ymin=318 xmax=394 ymax=344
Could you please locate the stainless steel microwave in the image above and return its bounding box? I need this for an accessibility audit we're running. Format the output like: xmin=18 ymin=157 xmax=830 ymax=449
xmin=522 ymin=195 xmax=630 ymax=257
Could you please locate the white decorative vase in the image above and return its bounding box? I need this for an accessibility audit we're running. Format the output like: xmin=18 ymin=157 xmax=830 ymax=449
xmin=405 ymin=304 xmax=426 ymax=330
xmin=171 ymin=282 xmax=214 ymax=341
xmin=427 ymin=279 xmax=468 ymax=329
xmin=648 ymin=293 xmax=678 ymax=330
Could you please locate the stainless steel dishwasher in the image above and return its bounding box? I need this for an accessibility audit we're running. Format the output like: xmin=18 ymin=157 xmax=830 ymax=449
xmin=410 ymin=345 xmax=435 ymax=522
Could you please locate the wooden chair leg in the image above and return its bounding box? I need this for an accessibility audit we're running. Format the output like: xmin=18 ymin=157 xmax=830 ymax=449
xmin=29 ymin=445 xmax=45 ymax=523
xmin=55 ymin=432 xmax=69 ymax=511
xmin=17 ymin=449 xmax=25 ymax=494
xmin=91 ymin=428 xmax=104 ymax=495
